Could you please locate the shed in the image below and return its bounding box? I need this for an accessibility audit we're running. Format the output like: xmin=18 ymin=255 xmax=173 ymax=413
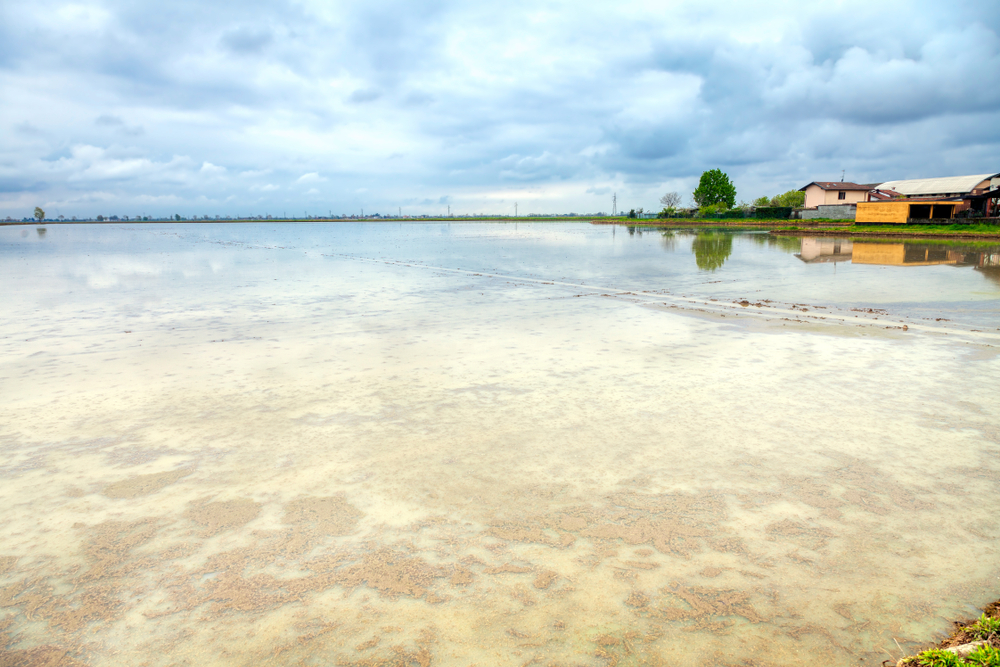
xmin=855 ymin=200 xmax=959 ymax=224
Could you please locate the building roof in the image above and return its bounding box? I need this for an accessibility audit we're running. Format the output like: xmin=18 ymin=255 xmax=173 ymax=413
xmin=862 ymin=196 xmax=963 ymax=203
xmin=875 ymin=173 xmax=1000 ymax=196
xmin=868 ymin=189 xmax=903 ymax=200
xmin=799 ymin=181 xmax=877 ymax=192
xmin=795 ymin=252 xmax=853 ymax=264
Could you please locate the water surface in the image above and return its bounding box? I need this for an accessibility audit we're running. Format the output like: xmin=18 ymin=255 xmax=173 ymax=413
xmin=1 ymin=223 xmax=998 ymax=667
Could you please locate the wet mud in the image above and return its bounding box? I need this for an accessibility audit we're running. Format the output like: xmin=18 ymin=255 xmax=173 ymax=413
xmin=101 ymin=469 xmax=193 ymax=499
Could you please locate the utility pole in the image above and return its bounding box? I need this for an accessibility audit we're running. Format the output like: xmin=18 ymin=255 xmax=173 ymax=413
xmin=515 ymin=202 xmax=518 ymax=218
xmin=399 ymin=206 xmax=401 ymax=217
xmin=448 ymin=204 xmax=450 ymax=217
xmin=612 ymin=193 xmax=617 ymax=217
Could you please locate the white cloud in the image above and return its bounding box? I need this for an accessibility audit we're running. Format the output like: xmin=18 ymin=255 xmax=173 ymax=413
xmin=0 ymin=0 xmax=998 ymax=216
xmin=200 ymin=162 xmax=226 ymax=175
xmin=296 ymin=172 xmax=327 ymax=184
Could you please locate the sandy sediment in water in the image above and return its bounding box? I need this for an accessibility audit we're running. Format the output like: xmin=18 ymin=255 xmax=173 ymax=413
xmin=1 ymin=225 xmax=998 ymax=667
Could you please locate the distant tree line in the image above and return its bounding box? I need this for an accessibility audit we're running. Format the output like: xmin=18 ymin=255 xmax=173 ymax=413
xmin=753 ymin=190 xmax=804 ymax=208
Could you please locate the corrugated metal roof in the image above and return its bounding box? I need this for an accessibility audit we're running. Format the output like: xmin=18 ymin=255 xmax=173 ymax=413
xmin=876 ymin=173 xmax=1000 ymax=196
xmin=868 ymin=189 xmax=902 ymax=200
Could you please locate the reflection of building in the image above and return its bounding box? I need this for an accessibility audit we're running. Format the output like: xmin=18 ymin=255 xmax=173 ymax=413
xmin=796 ymin=237 xmax=854 ymax=263
xmin=976 ymin=253 xmax=1000 ymax=285
xmin=790 ymin=238 xmax=1000 ymax=281
xmin=851 ymin=243 xmax=964 ymax=266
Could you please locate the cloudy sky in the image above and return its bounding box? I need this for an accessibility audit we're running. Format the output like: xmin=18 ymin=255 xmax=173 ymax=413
xmin=2 ymin=0 xmax=999 ymax=218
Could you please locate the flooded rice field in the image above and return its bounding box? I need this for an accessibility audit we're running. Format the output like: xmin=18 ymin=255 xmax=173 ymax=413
xmin=1 ymin=222 xmax=998 ymax=667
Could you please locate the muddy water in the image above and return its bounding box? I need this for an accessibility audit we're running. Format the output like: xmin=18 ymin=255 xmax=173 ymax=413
xmin=1 ymin=223 xmax=999 ymax=667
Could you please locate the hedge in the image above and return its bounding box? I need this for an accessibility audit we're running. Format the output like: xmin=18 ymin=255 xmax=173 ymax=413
xmin=753 ymin=207 xmax=793 ymax=219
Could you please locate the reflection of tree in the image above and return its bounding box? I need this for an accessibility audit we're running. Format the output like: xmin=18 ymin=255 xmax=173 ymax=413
xmin=660 ymin=230 xmax=676 ymax=252
xmin=692 ymin=232 xmax=733 ymax=271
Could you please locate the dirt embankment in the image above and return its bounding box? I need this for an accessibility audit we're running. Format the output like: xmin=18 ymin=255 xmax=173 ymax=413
xmin=589 ymin=219 xmax=839 ymax=228
xmin=896 ymin=599 xmax=1000 ymax=666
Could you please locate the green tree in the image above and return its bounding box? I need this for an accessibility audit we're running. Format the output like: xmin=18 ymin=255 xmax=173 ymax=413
xmin=770 ymin=190 xmax=805 ymax=208
xmin=692 ymin=169 xmax=736 ymax=209
xmin=752 ymin=196 xmax=770 ymax=207
xmin=175 ymin=213 xmax=182 ymax=221
xmin=34 ymin=207 xmax=44 ymax=222
xmin=696 ymin=203 xmax=728 ymax=218
xmin=691 ymin=232 xmax=733 ymax=271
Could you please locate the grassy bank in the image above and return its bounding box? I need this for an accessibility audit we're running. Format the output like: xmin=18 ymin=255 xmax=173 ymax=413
xmin=896 ymin=600 xmax=1000 ymax=666
xmin=0 ymin=216 xmax=832 ymax=227
xmin=587 ymin=218 xmax=1000 ymax=240
xmin=771 ymin=222 xmax=1000 ymax=240
xmin=588 ymin=218 xmax=824 ymax=229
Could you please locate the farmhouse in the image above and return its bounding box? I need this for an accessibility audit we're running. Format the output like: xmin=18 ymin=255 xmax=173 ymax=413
xmin=799 ymin=181 xmax=876 ymax=208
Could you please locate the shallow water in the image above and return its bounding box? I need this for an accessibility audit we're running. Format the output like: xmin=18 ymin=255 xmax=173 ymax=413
xmin=1 ymin=222 xmax=998 ymax=667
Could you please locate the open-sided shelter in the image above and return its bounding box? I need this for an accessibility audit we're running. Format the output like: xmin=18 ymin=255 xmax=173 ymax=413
xmin=856 ymin=200 xmax=960 ymax=224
